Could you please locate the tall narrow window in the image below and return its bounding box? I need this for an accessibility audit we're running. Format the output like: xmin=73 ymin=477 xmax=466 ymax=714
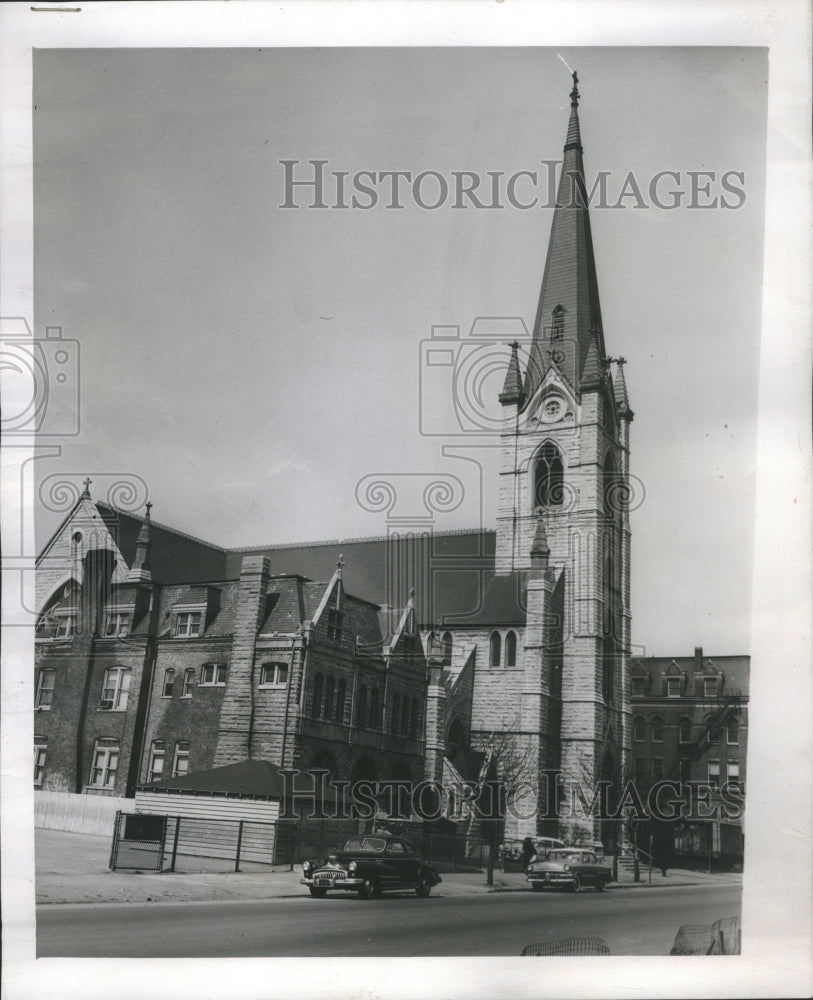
xmin=633 ymin=717 xmax=645 ymax=742
xmin=727 ymin=762 xmax=741 ymax=791
xmin=34 ymin=739 xmax=47 ymax=786
xmin=505 ymin=631 xmax=517 ymax=667
xmin=355 ymin=685 xmax=367 ymax=728
xmin=369 ymin=687 xmax=379 ymax=729
xmin=312 ymin=674 xmax=323 ymax=717
xmin=679 ymin=717 xmax=691 ymax=744
xmin=708 ymin=760 xmax=720 ymax=789
xmin=324 ymin=676 xmax=335 ymax=720
xmin=335 ymin=679 xmax=346 ymax=723
xmin=172 ymin=741 xmax=190 ymax=778
xmin=392 ymin=693 xmax=401 ymax=735
xmin=651 ymin=715 xmax=664 ymax=743
xmin=489 ymin=631 xmax=501 ymax=667
xmin=182 ymin=668 xmax=195 ymax=698
xmin=89 ymin=739 xmax=119 ymax=789
xmin=727 ymin=718 xmax=739 ymax=745
xmin=534 ymin=443 xmax=564 ymax=507
xmin=148 ymin=741 xmax=165 ymax=782
xmin=36 ymin=668 xmax=56 ymax=710
xmin=100 ymin=667 xmax=130 ymax=711
xmin=162 ymin=669 xmax=175 ymax=698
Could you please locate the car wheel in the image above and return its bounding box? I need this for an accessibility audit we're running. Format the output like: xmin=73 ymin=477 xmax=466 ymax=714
xmin=357 ymin=878 xmax=379 ymax=900
xmin=308 ymin=887 xmax=327 ymax=898
xmin=596 ymin=878 xmax=606 ymax=892
xmin=572 ymin=875 xmax=582 ymax=893
xmin=415 ymin=877 xmax=432 ymax=898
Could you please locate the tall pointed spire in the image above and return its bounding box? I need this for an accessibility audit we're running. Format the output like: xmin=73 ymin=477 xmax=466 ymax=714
xmin=524 ymin=71 xmax=606 ymax=405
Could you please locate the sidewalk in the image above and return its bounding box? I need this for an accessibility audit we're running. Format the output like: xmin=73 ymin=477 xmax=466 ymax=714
xmin=35 ymin=829 xmax=742 ymax=906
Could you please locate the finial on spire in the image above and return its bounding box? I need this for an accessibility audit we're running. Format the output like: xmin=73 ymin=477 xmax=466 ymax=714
xmin=82 ymin=477 xmax=92 ymax=498
xmin=570 ymin=70 xmax=579 ymax=109
xmin=336 ymin=553 xmax=344 ymax=575
xmin=409 ymin=585 xmax=415 ymax=600
xmin=145 ymin=501 xmax=152 ymax=519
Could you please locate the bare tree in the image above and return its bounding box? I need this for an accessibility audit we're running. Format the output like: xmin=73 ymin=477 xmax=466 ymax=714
xmin=470 ymin=726 xmax=538 ymax=886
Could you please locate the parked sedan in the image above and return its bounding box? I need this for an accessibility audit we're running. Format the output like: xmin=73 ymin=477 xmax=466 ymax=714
xmin=526 ymin=848 xmax=612 ymax=893
xmin=300 ymin=835 xmax=442 ymax=899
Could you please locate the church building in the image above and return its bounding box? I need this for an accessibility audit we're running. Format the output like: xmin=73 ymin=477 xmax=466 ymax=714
xmin=34 ymin=77 xmax=636 ymax=850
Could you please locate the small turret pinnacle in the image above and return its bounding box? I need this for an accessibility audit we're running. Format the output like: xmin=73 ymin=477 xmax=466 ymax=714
xmin=127 ymin=501 xmax=153 ymax=583
xmin=499 ymin=341 xmax=525 ymax=407
xmin=530 ymin=512 xmax=550 ymax=568
xmin=81 ymin=477 xmax=92 ymax=499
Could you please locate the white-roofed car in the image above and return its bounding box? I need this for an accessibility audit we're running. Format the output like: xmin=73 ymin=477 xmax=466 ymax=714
xmin=526 ymin=847 xmax=612 ymax=893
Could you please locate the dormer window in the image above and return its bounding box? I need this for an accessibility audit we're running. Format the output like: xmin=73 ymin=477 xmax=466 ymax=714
xmin=703 ymin=677 xmax=718 ymax=699
xmin=174 ymin=611 xmax=202 ymax=638
xmin=667 ymin=677 xmax=681 ymax=697
xmin=631 ymin=676 xmax=645 ymax=698
xmin=104 ymin=610 xmax=132 ymax=638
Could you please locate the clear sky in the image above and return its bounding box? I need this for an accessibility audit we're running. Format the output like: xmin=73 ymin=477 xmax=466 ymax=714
xmin=33 ymin=46 xmax=768 ymax=656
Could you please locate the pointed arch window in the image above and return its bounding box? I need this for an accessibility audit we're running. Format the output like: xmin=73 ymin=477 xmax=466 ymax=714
xmin=312 ymin=674 xmax=324 ymax=718
xmin=551 ymin=305 xmax=564 ymax=341
xmin=534 ymin=443 xmax=564 ymax=507
xmin=324 ymin=676 xmax=335 ymax=720
xmin=355 ymin=685 xmax=367 ymax=728
xmin=505 ymin=631 xmax=517 ymax=667
xmin=489 ymin=631 xmax=502 ymax=667
xmin=335 ymin=679 xmax=346 ymax=723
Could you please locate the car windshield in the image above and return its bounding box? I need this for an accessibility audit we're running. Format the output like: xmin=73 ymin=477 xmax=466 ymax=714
xmin=547 ymin=850 xmax=582 ymax=860
xmin=342 ymin=837 xmax=387 ymax=854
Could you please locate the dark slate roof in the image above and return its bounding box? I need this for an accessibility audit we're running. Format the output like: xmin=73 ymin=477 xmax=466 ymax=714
xmin=448 ymin=572 xmax=529 ymax=626
xmin=630 ymin=654 xmax=750 ymax=696
xmin=229 ymin=530 xmax=497 ymax=627
xmin=137 ymin=758 xmax=343 ymax=802
xmin=96 ymin=503 xmax=227 ymax=584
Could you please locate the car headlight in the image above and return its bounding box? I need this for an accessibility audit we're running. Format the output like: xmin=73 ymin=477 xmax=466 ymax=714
xmin=527 ymin=866 xmax=535 ymax=873
xmin=302 ymin=861 xmax=311 ymax=873
xmin=348 ymin=861 xmax=357 ymax=874
xmin=563 ymin=864 xmax=570 ymax=871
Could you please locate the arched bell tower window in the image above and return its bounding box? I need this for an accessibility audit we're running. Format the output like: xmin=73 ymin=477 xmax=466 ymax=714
xmin=534 ymin=443 xmax=564 ymax=507
xmin=505 ymin=630 xmax=517 ymax=667
xmin=551 ymin=305 xmax=564 ymax=341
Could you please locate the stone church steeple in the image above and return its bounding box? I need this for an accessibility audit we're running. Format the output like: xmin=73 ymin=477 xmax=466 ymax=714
xmin=494 ymin=74 xmax=633 ymax=843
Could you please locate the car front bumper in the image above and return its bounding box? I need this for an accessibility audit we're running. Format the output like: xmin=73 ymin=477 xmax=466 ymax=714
xmin=526 ymin=872 xmax=576 ymax=887
xmin=301 ymin=875 xmax=365 ymax=890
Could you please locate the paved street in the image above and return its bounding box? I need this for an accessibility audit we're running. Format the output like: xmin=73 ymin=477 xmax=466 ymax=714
xmin=37 ymin=883 xmax=741 ymax=958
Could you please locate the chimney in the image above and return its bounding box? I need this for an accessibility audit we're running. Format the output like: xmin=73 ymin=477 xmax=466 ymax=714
xmin=694 ymin=646 xmax=703 ymax=673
